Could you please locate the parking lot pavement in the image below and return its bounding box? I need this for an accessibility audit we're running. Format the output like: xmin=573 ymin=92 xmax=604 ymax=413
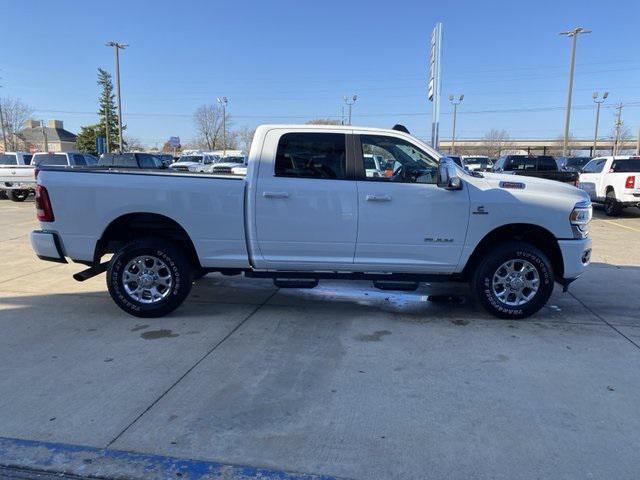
xmin=1 ymin=199 xmax=640 ymax=479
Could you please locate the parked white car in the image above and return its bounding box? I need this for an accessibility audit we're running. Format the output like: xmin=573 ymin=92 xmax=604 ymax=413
xmin=363 ymin=154 xmax=386 ymax=178
xmin=31 ymin=124 xmax=592 ymax=320
xmin=169 ymin=151 xmax=219 ymax=173
xmin=0 ymin=152 xmax=35 ymax=201
xmin=578 ymin=156 xmax=640 ymax=216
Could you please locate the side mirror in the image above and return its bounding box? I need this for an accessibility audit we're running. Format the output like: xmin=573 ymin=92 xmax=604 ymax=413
xmin=437 ymin=157 xmax=463 ymax=190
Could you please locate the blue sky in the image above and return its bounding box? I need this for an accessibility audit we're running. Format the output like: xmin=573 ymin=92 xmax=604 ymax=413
xmin=2 ymin=0 xmax=638 ymax=146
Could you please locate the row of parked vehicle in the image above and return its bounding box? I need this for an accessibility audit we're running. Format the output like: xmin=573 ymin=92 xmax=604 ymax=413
xmin=446 ymin=153 xmax=640 ymax=216
xmin=0 ymin=149 xmax=248 ymax=201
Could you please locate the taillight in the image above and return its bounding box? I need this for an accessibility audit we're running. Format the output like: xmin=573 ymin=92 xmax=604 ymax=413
xmin=35 ymin=185 xmax=54 ymax=222
xmin=625 ymin=176 xmax=635 ymax=189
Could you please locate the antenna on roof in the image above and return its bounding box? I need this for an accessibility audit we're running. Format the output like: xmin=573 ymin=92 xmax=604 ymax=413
xmin=392 ymin=124 xmax=410 ymax=134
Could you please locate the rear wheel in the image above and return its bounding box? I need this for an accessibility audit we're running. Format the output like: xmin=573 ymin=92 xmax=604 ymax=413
xmin=472 ymin=241 xmax=554 ymax=319
xmin=0 ymin=190 xmax=8 ymax=200
xmin=9 ymin=190 xmax=29 ymax=202
xmin=604 ymin=190 xmax=622 ymax=216
xmin=107 ymin=238 xmax=193 ymax=318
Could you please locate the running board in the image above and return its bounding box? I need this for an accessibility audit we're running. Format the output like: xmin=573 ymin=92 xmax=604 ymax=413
xmin=373 ymin=280 xmax=419 ymax=291
xmin=273 ymin=278 xmax=319 ymax=289
xmin=73 ymin=262 xmax=109 ymax=282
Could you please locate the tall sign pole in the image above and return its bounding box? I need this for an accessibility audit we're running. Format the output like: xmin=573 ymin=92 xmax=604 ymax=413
xmin=428 ymin=22 xmax=443 ymax=149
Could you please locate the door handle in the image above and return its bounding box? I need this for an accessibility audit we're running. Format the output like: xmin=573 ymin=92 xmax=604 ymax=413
xmin=263 ymin=191 xmax=289 ymax=199
xmin=366 ymin=194 xmax=392 ymax=202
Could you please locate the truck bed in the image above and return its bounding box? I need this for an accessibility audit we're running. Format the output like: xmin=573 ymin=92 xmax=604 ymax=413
xmin=512 ymin=169 xmax=579 ymax=184
xmin=37 ymin=167 xmax=250 ymax=268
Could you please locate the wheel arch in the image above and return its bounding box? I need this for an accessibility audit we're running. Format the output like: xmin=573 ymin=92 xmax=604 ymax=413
xmin=462 ymin=223 xmax=563 ymax=280
xmin=96 ymin=212 xmax=201 ymax=269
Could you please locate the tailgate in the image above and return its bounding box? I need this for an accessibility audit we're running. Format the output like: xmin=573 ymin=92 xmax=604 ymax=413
xmin=0 ymin=166 xmax=35 ymax=185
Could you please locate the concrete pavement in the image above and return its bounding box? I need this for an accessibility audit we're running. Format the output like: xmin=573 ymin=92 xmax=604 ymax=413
xmin=1 ymin=199 xmax=639 ymax=479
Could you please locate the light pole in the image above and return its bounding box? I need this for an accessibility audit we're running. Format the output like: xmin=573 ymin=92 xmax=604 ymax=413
xmin=592 ymin=91 xmax=608 ymax=155
xmin=560 ymin=27 xmax=591 ymax=157
xmin=106 ymin=41 xmax=128 ymax=152
xmin=448 ymin=94 xmax=464 ymax=154
xmin=343 ymin=95 xmax=357 ymax=125
xmin=613 ymin=103 xmax=623 ymax=156
xmin=217 ymin=96 xmax=228 ymax=155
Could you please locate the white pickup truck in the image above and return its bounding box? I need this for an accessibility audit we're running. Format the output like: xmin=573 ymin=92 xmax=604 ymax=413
xmin=0 ymin=152 xmax=34 ymax=201
xmin=30 ymin=124 xmax=593 ymax=319
xmin=578 ymin=156 xmax=640 ymax=216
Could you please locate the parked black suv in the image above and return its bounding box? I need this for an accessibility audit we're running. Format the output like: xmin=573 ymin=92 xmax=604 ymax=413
xmin=98 ymin=153 xmax=168 ymax=169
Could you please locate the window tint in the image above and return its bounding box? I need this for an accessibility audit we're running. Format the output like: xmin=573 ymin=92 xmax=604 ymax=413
xmin=73 ymin=154 xmax=87 ymax=166
xmin=537 ymin=156 xmax=557 ymax=171
xmin=611 ymin=159 xmax=640 ymax=173
xmin=275 ymin=132 xmax=346 ymax=179
xmin=84 ymin=154 xmax=98 ymax=165
xmin=0 ymin=154 xmax=18 ymax=165
xmin=359 ymin=135 xmax=438 ymax=184
xmin=23 ymin=155 xmax=33 ymax=165
xmin=449 ymin=156 xmax=463 ymax=167
xmin=137 ymin=154 xmax=162 ymax=169
xmin=506 ymin=156 xmax=536 ymax=171
xmin=33 ymin=154 xmax=68 ymax=166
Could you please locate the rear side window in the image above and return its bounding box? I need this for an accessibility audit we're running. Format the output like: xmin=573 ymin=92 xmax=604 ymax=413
xmin=33 ymin=154 xmax=68 ymax=166
xmin=275 ymin=132 xmax=347 ymax=180
xmin=24 ymin=155 xmax=33 ymax=165
xmin=611 ymin=159 xmax=640 ymax=172
xmin=137 ymin=154 xmax=162 ymax=169
xmin=73 ymin=154 xmax=87 ymax=166
xmin=0 ymin=154 xmax=18 ymax=165
xmin=506 ymin=157 xmax=535 ymax=170
xmin=537 ymin=156 xmax=557 ymax=171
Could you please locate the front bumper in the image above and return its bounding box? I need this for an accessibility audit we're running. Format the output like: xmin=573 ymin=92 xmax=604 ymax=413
xmin=30 ymin=230 xmax=67 ymax=264
xmin=558 ymin=238 xmax=592 ymax=280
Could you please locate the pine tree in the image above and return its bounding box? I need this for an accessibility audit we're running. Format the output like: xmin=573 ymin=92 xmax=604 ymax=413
xmin=97 ymin=68 xmax=122 ymax=152
xmin=75 ymin=124 xmax=101 ymax=155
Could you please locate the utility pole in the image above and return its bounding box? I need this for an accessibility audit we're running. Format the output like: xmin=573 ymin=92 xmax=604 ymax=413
xmin=343 ymin=95 xmax=357 ymax=125
xmin=637 ymin=126 xmax=640 ymax=155
xmin=106 ymin=41 xmax=128 ymax=152
xmin=613 ymin=103 xmax=623 ymax=156
xmin=217 ymin=96 xmax=228 ymax=155
xmin=105 ymin=103 xmax=110 ymax=154
xmin=592 ymin=91 xmax=608 ymax=155
xmin=560 ymin=27 xmax=591 ymax=157
xmin=448 ymin=94 xmax=464 ymax=154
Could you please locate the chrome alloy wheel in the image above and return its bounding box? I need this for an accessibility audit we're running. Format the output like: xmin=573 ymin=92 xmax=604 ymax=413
xmin=491 ymin=259 xmax=540 ymax=307
xmin=122 ymin=255 xmax=173 ymax=304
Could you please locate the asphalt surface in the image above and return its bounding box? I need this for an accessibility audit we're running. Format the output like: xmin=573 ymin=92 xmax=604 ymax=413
xmin=1 ymin=198 xmax=639 ymax=480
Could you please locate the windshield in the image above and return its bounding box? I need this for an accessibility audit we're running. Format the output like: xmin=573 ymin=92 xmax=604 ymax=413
xmin=178 ymin=155 xmax=203 ymax=163
xmin=33 ymin=154 xmax=68 ymax=166
xmin=611 ymin=159 xmax=640 ymax=172
xmin=222 ymin=156 xmax=244 ymax=164
xmin=464 ymin=157 xmax=492 ymax=167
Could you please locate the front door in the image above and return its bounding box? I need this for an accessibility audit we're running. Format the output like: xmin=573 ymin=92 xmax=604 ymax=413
xmin=253 ymin=130 xmax=358 ymax=269
xmin=354 ymin=133 xmax=470 ymax=273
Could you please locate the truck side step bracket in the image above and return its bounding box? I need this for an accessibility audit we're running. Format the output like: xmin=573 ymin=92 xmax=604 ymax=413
xmin=274 ymin=278 xmax=319 ymax=289
xmin=373 ymin=281 xmax=419 ymax=291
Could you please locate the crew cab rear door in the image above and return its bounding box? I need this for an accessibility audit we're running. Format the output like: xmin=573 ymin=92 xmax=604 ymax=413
xmin=251 ymin=129 xmax=358 ymax=269
xmin=353 ymin=133 xmax=470 ymax=273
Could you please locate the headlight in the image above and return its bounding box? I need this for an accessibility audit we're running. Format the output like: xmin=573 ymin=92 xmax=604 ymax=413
xmin=570 ymin=201 xmax=592 ymax=225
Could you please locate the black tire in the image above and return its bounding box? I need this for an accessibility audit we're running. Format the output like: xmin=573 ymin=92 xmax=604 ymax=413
xmin=107 ymin=238 xmax=193 ymax=318
xmin=472 ymin=241 xmax=554 ymax=319
xmin=9 ymin=190 xmax=29 ymax=202
xmin=604 ymin=190 xmax=622 ymax=217
xmin=0 ymin=190 xmax=8 ymax=200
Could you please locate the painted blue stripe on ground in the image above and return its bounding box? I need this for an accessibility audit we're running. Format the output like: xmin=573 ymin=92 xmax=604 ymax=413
xmin=0 ymin=437 xmax=347 ymax=480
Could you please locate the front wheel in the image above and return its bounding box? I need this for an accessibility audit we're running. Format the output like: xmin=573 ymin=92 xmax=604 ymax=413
xmin=107 ymin=238 xmax=193 ymax=318
xmin=472 ymin=242 xmax=554 ymax=319
xmin=9 ymin=190 xmax=29 ymax=202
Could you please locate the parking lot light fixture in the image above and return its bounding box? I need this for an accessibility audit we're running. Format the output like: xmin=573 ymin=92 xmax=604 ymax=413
xmin=343 ymin=95 xmax=358 ymax=126
xmin=559 ymin=27 xmax=591 ymax=157
xmin=448 ymin=94 xmax=464 ymax=154
xmin=105 ymin=41 xmax=128 ymax=153
xmin=592 ymin=91 xmax=608 ymax=154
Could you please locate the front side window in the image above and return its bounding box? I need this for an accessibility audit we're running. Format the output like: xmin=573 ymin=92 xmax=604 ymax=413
xmin=359 ymin=135 xmax=438 ymax=184
xmin=537 ymin=156 xmax=557 ymax=171
xmin=275 ymin=132 xmax=346 ymax=179
xmin=73 ymin=154 xmax=87 ymax=166
xmin=0 ymin=154 xmax=18 ymax=165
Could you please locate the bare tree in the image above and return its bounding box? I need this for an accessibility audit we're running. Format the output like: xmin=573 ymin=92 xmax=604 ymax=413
xmin=610 ymin=125 xmax=634 ymax=155
xmin=480 ymin=129 xmax=512 ymax=158
xmin=305 ymin=118 xmax=341 ymax=125
xmin=0 ymin=97 xmax=34 ymax=151
xmin=547 ymin=134 xmax=580 ymax=157
xmin=236 ymin=126 xmax=255 ymax=153
xmin=193 ymin=104 xmax=231 ymax=150
xmin=123 ymin=135 xmax=144 ymax=152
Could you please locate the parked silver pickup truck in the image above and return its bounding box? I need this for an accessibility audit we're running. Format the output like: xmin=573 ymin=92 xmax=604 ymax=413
xmin=0 ymin=152 xmax=34 ymax=201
